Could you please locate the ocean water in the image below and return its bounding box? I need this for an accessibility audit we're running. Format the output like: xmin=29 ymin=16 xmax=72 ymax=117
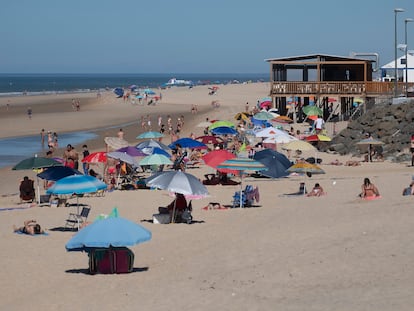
xmin=0 ymin=73 xmax=268 ymax=96
xmin=0 ymin=131 xmax=98 ymax=169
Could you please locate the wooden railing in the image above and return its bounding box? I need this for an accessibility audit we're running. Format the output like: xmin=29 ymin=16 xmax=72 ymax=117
xmin=269 ymin=81 xmax=414 ymax=96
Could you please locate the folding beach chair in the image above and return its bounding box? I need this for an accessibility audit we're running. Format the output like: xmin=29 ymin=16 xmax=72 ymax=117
xmin=65 ymin=206 xmax=91 ymax=230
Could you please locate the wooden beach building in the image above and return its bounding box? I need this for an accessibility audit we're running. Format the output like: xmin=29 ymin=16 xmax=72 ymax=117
xmin=265 ymin=54 xmax=414 ymax=122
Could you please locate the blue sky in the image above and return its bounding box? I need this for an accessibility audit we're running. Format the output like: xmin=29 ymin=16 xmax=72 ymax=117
xmin=2 ymin=0 xmax=414 ymax=73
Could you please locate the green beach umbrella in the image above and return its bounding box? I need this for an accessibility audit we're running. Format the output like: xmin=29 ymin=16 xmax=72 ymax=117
xmin=253 ymin=111 xmax=274 ymax=121
xmin=139 ymin=154 xmax=172 ymax=166
xmin=12 ymin=156 xmax=63 ymax=170
xmin=136 ymin=131 xmax=164 ymax=139
xmin=208 ymin=120 xmax=235 ymax=131
xmin=303 ymin=105 xmax=323 ymax=116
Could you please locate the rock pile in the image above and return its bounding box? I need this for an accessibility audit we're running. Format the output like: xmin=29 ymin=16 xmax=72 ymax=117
xmin=321 ymin=99 xmax=414 ymax=162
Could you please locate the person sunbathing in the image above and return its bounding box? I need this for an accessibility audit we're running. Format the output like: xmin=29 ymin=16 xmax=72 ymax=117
xmin=307 ymin=183 xmax=325 ymax=197
xmin=13 ymin=220 xmax=44 ymax=235
xmin=359 ymin=177 xmax=380 ymax=199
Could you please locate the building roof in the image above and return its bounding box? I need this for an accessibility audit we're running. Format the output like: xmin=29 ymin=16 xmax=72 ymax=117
xmin=265 ymin=53 xmax=374 ymax=63
xmin=381 ymin=54 xmax=414 ymax=69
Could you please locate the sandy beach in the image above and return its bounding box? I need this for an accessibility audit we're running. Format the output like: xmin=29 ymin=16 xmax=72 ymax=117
xmin=1 ymin=83 xmax=414 ymax=311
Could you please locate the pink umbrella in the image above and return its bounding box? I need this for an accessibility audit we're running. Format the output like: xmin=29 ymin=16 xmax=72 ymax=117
xmin=260 ymin=100 xmax=272 ymax=109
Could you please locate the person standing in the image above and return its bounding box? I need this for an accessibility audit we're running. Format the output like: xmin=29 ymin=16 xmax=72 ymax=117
xmin=411 ymin=135 xmax=414 ymax=166
xmin=40 ymin=129 xmax=45 ymax=146
xmin=27 ymin=107 xmax=32 ymax=119
xmin=82 ymin=145 xmax=90 ymax=175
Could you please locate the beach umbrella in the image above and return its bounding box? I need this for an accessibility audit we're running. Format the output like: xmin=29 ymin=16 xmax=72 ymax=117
xmin=210 ymin=126 xmax=238 ymax=135
xmin=263 ymin=135 xmax=297 ymax=144
xmin=139 ymin=154 xmax=172 ymax=166
xmin=107 ymin=152 xmax=139 ymax=166
xmin=147 ymin=147 xmax=171 ymax=158
xmin=145 ymin=170 xmax=208 ymax=197
xmin=305 ymin=134 xmax=332 ymax=142
xmin=283 ymin=140 xmax=317 ymax=152
xmin=116 ymin=146 xmax=146 ymax=157
xmin=136 ymin=139 xmax=171 ymax=153
xmin=259 ymin=101 xmax=272 ymax=109
xmin=12 ymin=156 xmax=63 ymax=170
xmin=286 ymin=162 xmax=325 ymax=175
xmin=168 ymin=138 xmax=207 ymax=150
xmin=201 ymin=149 xmax=237 ymax=174
xmin=196 ymin=135 xmax=223 ymax=145
xmin=208 ymin=120 xmax=235 ymax=130
xmin=255 ymin=127 xmax=289 ymax=138
xmin=267 ymin=108 xmax=280 ymax=118
xmin=136 ymin=131 xmax=164 ymax=139
xmin=217 ymin=158 xmax=267 ymax=208
xmin=234 ymin=112 xmax=251 ymax=121
xmin=145 ymin=170 xmax=209 ymax=222
xmin=253 ymin=111 xmax=274 ymax=121
xmin=46 ymin=175 xmax=107 ymax=213
xmin=82 ymin=151 xmax=107 ymax=163
xmin=253 ymin=149 xmax=291 ymax=179
xmin=303 ymin=105 xmax=323 ymax=116
xmin=328 ymin=97 xmax=337 ymax=103
xmin=104 ymin=137 xmax=129 ymax=150
xmin=356 ymin=137 xmax=384 ymax=162
xmin=272 ymin=115 xmax=293 ymax=124
xmin=65 ymin=215 xmax=152 ymax=252
xmin=143 ymin=88 xmax=156 ymax=95
xmin=354 ymin=98 xmax=364 ymax=103
xmin=37 ymin=166 xmax=83 ymax=181
xmin=113 ymin=87 xmax=124 ymax=98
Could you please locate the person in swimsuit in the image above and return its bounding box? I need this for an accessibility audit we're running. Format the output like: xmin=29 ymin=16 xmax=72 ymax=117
xmin=360 ymin=177 xmax=380 ymax=198
xmin=13 ymin=220 xmax=44 ymax=235
xmin=307 ymin=183 xmax=325 ymax=197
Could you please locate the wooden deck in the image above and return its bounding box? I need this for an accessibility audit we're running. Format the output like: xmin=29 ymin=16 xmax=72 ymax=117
xmin=269 ymin=81 xmax=414 ymax=97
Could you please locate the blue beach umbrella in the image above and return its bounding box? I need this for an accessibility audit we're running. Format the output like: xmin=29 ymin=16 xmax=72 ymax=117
xmin=253 ymin=149 xmax=291 ymax=179
xmin=143 ymin=88 xmax=156 ymax=95
xmin=168 ymin=138 xmax=207 ymax=149
xmin=149 ymin=147 xmax=171 ymax=158
xmin=210 ymin=126 xmax=238 ymax=135
xmin=46 ymin=175 xmax=107 ymax=196
xmin=65 ymin=216 xmax=152 ymax=251
xmin=113 ymin=87 xmax=124 ymax=98
xmin=37 ymin=166 xmax=83 ymax=181
xmin=136 ymin=139 xmax=171 ymax=154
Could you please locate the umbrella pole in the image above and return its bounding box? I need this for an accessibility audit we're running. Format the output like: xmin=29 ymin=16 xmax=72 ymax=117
xmin=240 ymin=173 xmax=243 ymax=208
xmin=171 ymin=199 xmax=177 ymax=223
xmin=36 ymin=176 xmax=41 ymax=205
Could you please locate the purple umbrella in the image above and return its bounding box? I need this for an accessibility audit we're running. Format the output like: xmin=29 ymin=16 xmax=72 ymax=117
xmin=116 ymin=146 xmax=146 ymax=157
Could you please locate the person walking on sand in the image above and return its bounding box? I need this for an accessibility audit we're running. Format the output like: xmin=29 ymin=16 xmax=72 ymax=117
xmin=82 ymin=144 xmax=90 ymax=175
xmin=117 ymin=128 xmax=124 ymax=140
xmin=27 ymin=107 xmax=32 ymax=119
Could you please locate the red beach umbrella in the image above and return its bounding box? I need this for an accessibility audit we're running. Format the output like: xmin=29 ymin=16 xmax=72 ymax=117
xmin=82 ymin=151 xmax=107 ymax=163
xmin=196 ymin=135 xmax=223 ymax=145
xmin=202 ymin=149 xmax=238 ymax=174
